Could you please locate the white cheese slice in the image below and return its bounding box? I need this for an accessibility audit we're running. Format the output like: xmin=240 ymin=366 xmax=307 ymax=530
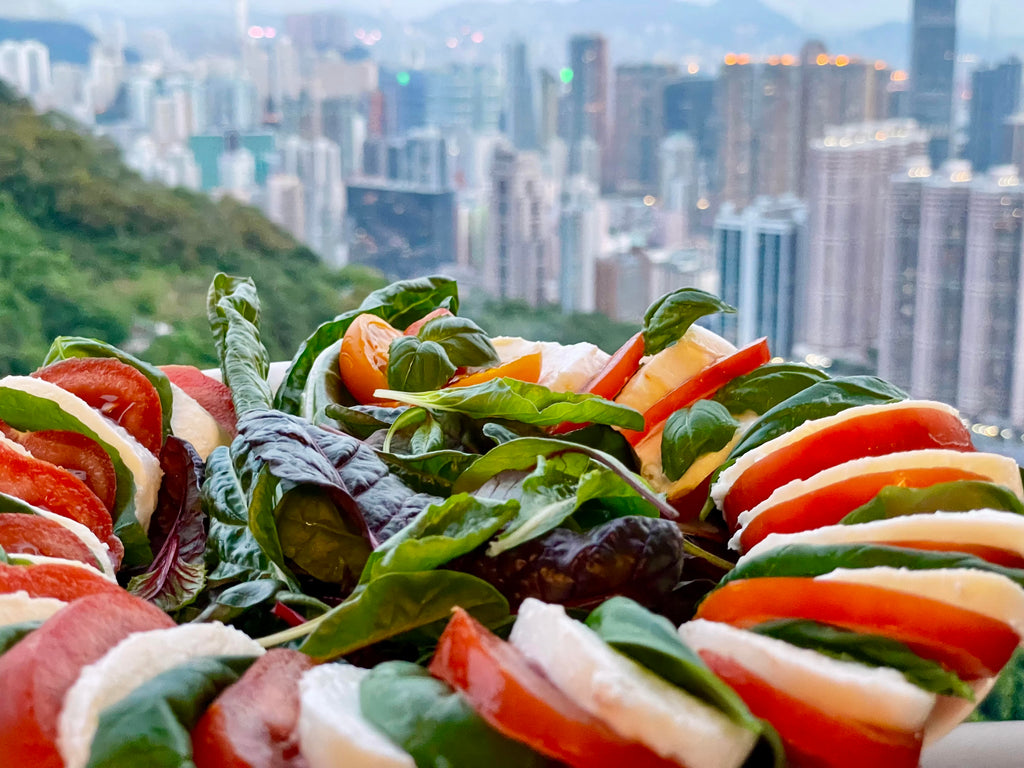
xmin=0 ymin=376 xmax=163 ymax=531
xmin=298 ymin=664 xmax=415 ymax=768
xmin=678 ymin=619 xmax=936 ymax=733
xmin=0 ymin=590 xmax=65 ymax=626
xmin=490 ymin=337 xmax=610 ymax=393
xmin=168 ymin=382 xmax=231 ymax=461
xmin=730 ymin=450 xmax=1023 ymax=550
xmin=711 ymin=400 xmax=962 ymax=510
xmin=509 ymin=598 xmax=757 ymax=768
xmin=816 ymin=566 xmax=1024 ymax=640
xmin=615 ymin=325 xmax=736 ymax=415
xmin=57 ymin=622 xmax=264 ymax=768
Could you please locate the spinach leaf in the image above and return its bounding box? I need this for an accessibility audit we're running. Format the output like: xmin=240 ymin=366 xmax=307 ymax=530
xmin=190 ymin=579 xmax=285 ymax=624
xmin=324 ymin=403 xmax=404 ymax=440
xmin=712 ymin=363 xmax=830 ymax=416
xmin=377 ymin=449 xmax=480 ymax=496
xmin=85 ymin=655 xmax=256 ymax=768
xmin=247 ymin=468 xmax=297 ymax=588
xmin=750 ymin=619 xmax=973 ymax=699
xmin=43 ymin=336 xmax=175 ymax=437
xmin=840 ymin=481 xmax=1024 ymax=525
xmin=0 ymin=620 xmax=41 ymax=656
xmin=387 ymin=337 xmax=458 ymax=392
xmin=299 ymin=339 xmax=351 ymax=424
xmin=727 ymin=377 xmax=907 ymax=461
xmin=377 ymin=378 xmax=644 ymax=431
xmin=361 ymin=661 xmax=558 ymax=768
xmin=275 ymin=276 xmax=459 ymax=414
xmin=661 ymin=401 xmax=738 ymax=482
xmin=207 ymin=273 xmax=273 ymax=417
xmin=299 ymin=570 xmax=509 ymax=660
xmin=643 ymin=288 xmax=736 ymax=355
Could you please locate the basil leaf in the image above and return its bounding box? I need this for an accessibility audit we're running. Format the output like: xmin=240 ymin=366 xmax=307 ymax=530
xmin=712 ymin=363 xmax=830 ymax=416
xmin=300 ymin=570 xmax=509 ymax=660
xmin=750 ymin=619 xmax=974 ymax=700
xmin=207 ymin=273 xmax=273 ymax=417
xmin=361 ymin=661 xmax=558 ymax=768
xmin=976 ymin=648 xmax=1024 ymax=721
xmin=43 ymin=336 xmax=175 ymax=437
xmin=387 ymin=336 xmax=458 ymax=392
xmin=840 ymin=481 xmax=1024 ymax=525
xmin=643 ymin=288 xmax=735 ymax=355
xmin=377 ymin=378 xmax=644 ymax=431
xmin=728 ymin=376 xmax=907 ymax=461
xmin=410 ymin=413 xmax=446 ymax=455
xmin=661 ymin=401 xmax=738 ymax=482
xmin=418 ymin=315 xmax=500 ymax=368
xmin=363 ymin=494 xmax=517 ymax=582
xmin=85 ymin=655 xmax=256 ymax=768
xmin=275 ymin=276 xmax=459 ymax=414
xmin=0 ymin=620 xmax=41 ymax=656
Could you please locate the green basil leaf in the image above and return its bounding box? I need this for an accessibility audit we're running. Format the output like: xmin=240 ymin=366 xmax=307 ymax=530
xmin=975 ymin=648 xmax=1024 ymax=721
xmin=85 ymin=655 xmax=256 ymax=768
xmin=0 ymin=620 xmax=42 ymax=656
xmin=643 ymin=288 xmax=736 ymax=355
xmin=207 ymin=273 xmax=273 ymax=417
xmin=841 ymin=481 xmax=1024 ymax=525
xmin=418 ymin=315 xmax=500 ymax=368
xmin=377 ymin=449 xmax=480 ymax=496
xmin=661 ymin=401 xmax=738 ymax=482
xmin=43 ymin=336 xmax=175 ymax=437
xmin=361 ymin=661 xmax=558 ymax=768
xmin=712 ymin=363 xmax=830 ymax=416
xmin=300 ymin=570 xmax=509 ymax=660
xmin=750 ymin=619 xmax=973 ymax=699
xmin=387 ymin=336 xmax=458 ymax=392
xmin=377 ymin=378 xmax=644 ymax=431
xmin=410 ymin=412 xmax=446 ymax=454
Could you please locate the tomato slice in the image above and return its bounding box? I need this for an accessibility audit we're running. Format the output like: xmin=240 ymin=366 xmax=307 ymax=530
xmin=699 ymin=649 xmax=922 ymax=768
xmin=0 ymin=439 xmax=122 ymax=568
xmin=0 ymin=590 xmax=174 ymax=768
xmin=450 ymin=352 xmax=543 ymax=388
xmin=696 ymin=577 xmax=1018 ymax=680
xmin=428 ymin=607 xmax=679 ymax=768
xmin=161 ymin=365 xmax=238 ymax=438
xmin=738 ymin=467 xmax=986 ymax=551
xmin=0 ymin=422 xmax=117 ymax=512
xmin=339 ymin=314 xmax=403 ymax=404
xmin=0 ymin=561 xmax=124 ymax=601
xmin=33 ymin=358 xmax=164 ymax=455
xmin=0 ymin=514 xmax=99 ymax=567
xmin=622 ymin=338 xmax=770 ymax=445
xmin=723 ymin=406 xmax=975 ymax=528
xmin=881 ymin=540 xmax=1024 ymax=569
xmin=403 ymin=307 xmax=454 ymax=336
xmin=192 ymin=648 xmax=314 ymax=768
xmin=580 ymin=332 xmax=645 ymax=400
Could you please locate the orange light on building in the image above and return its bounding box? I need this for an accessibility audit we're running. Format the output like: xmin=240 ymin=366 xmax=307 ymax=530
xmin=816 ymin=53 xmax=829 ymax=66
xmin=781 ymin=54 xmax=797 ymax=66
xmin=891 ymin=70 xmax=908 ymax=82
xmin=874 ymin=60 xmax=887 ymax=70
xmin=768 ymin=55 xmax=780 ymax=65
xmin=737 ymin=53 xmax=751 ymax=65
xmin=724 ymin=53 xmax=738 ymax=66
xmin=687 ymin=62 xmax=700 ymax=74
xmin=835 ymin=54 xmax=850 ymax=67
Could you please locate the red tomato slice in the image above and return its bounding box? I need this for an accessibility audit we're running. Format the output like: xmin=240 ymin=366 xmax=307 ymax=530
xmin=0 ymin=591 xmax=174 ymax=767
xmin=339 ymin=314 xmax=403 ymax=404
xmin=0 ymin=561 xmax=124 ymax=601
xmin=0 ymin=422 xmax=117 ymax=512
xmin=161 ymin=365 xmax=238 ymax=438
xmin=622 ymin=337 xmax=770 ymax=446
xmin=192 ymin=648 xmax=314 ymax=768
xmin=0 ymin=514 xmax=99 ymax=568
xmin=449 ymin=352 xmax=543 ymax=388
xmin=0 ymin=439 xmax=122 ymax=568
xmin=882 ymin=540 xmax=1024 ymax=569
xmin=699 ymin=649 xmax=922 ymax=768
xmin=403 ymin=307 xmax=455 ymax=336
xmin=429 ymin=607 xmax=680 ymax=768
xmin=723 ymin=405 xmax=975 ymax=529
xmin=738 ymin=467 xmax=986 ymax=551
xmin=695 ymin=577 xmax=1019 ymax=680
xmin=33 ymin=358 xmax=164 ymax=455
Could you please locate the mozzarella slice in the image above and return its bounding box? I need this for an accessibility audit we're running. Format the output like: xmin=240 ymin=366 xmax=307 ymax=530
xmin=679 ymin=619 xmax=936 ymax=733
xmin=509 ymin=598 xmax=757 ymax=768
xmin=0 ymin=590 xmax=65 ymax=626
xmin=711 ymin=400 xmax=963 ymax=510
xmin=58 ymin=622 xmax=264 ymax=768
xmin=615 ymin=325 xmax=736 ymax=415
xmin=743 ymin=510 xmax=1024 ymax=564
xmin=0 ymin=376 xmax=163 ymax=531
xmin=168 ymin=382 xmax=231 ymax=461
xmin=490 ymin=337 xmax=610 ymax=393
xmin=298 ymin=664 xmax=415 ymax=768
xmin=816 ymin=566 xmax=1024 ymax=640
xmin=730 ymin=450 xmax=1023 ymax=550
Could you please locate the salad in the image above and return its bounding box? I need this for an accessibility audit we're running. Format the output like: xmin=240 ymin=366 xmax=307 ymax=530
xmin=0 ymin=272 xmax=1021 ymax=767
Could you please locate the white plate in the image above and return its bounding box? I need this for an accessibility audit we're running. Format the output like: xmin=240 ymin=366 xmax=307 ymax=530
xmin=923 ymin=722 xmax=1024 ymax=767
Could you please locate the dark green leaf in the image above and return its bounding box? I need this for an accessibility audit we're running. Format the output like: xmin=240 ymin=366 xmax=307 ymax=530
xmin=299 ymin=339 xmax=351 ymax=424
xmin=387 ymin=336 xmax=458 ymax=392
xmin=247 ymin=468 xmax=296 ymax=584
xmin=975 ymin=647 xmax=1024 ymax=721
xmin=643 ymin=288 xmax=735 ymax=355
xmin=377 ymin=449 xmax=480 ymax=496
xmin=324 ymin=403 xmax=404 ymax=440
xmin=0 ymin=620 xmax=41 ymax=656
xmin=417 ymin=315 xmax=500 ymax=368
xmin=207 ymin=273 xmax=273 ymax=417
xmin=662 ymin=401 xmax=739 ymax=482
xmin=712 ymin=363 xmax=830 ymax=416
xmin=410 ymin=413 xmax=445 ymax=455
xmin=840 ymin=481 xmax=1024 ymax=525
xmin=750 ymin=619 xmax=973 ymax=699
xmin=361 ymin=661 xmax=558 ymax=768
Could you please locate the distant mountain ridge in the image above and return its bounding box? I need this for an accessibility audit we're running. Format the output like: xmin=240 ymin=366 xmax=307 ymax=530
xmin=0 ymin=18 xmax=95 ymax=65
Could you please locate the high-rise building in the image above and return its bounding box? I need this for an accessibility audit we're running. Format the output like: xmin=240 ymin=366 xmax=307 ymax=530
xmin=425 ymin=64 xmax=503 ymax=133
xmin=909 ymin=0 xmax=957 ymax=165
xmin=189 ymin=132 xmax=275 ymax=191
xmin=757 ymin=61 xmax=801 ymax=199
xmin=802 ymin=120 xmax=929 ymax=365
xmin=284 ymin=12 xmax=347 ymax=53
xmin=559 ymin=175 xmax=602 ymax=314
xmin=663 ymin=75 xmax=716 ymax=176
xmin=567 ymin=34 xmax=610 ymax=189
xmin=659 ymin=132 xmax=698 ymax=246
xmin=322 ymin=97 xmax=366 ymax=179
xmin=717 ymin=57 xmax=756 ymax=207
xmin=1009 ymin=113 xmax=1024 ymax=170
xmin=217 ymin=142 xmax=257 ymax=203
xmin=266 ymin=173 xmax=306 ymax=241
xmin=966 ymin=58 xmax=1022 ymax=172
xmin=612 ymin=63 xmax=677 ymax=195
xmin=379 ymin=68 xmax=428 ymax=136
xmin=506 ymin=41 xmax=538 ymax=151
xmin=0 ymin=40 xmax=52 ymax=103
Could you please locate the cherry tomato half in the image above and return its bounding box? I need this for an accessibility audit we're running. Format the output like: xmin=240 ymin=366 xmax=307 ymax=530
xmin=339 ymin=314 xmax=402 ymax=404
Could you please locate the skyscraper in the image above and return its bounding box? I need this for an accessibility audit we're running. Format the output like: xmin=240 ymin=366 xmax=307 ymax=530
xmin=966 ymin=58 xmax=1022 ymax=172
xmin=559 ymin=175 xmax=602 ymax=314
xmin=612 ymin=63 xmax=676 ymax=195
xmin=908 ymin=0 xmax=957 ymax=165
xmin=567 ymin=34 xmax=610 ymax=189
xmin=717 ymin=57 xmax=756 ymax=207
xmin=663 ymin=76 xmax=716 ymax=173
xmin=506 ymin=41 xmax=538 ymax=151
xmin=538 ymin=68 xmax=560 ymax=149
